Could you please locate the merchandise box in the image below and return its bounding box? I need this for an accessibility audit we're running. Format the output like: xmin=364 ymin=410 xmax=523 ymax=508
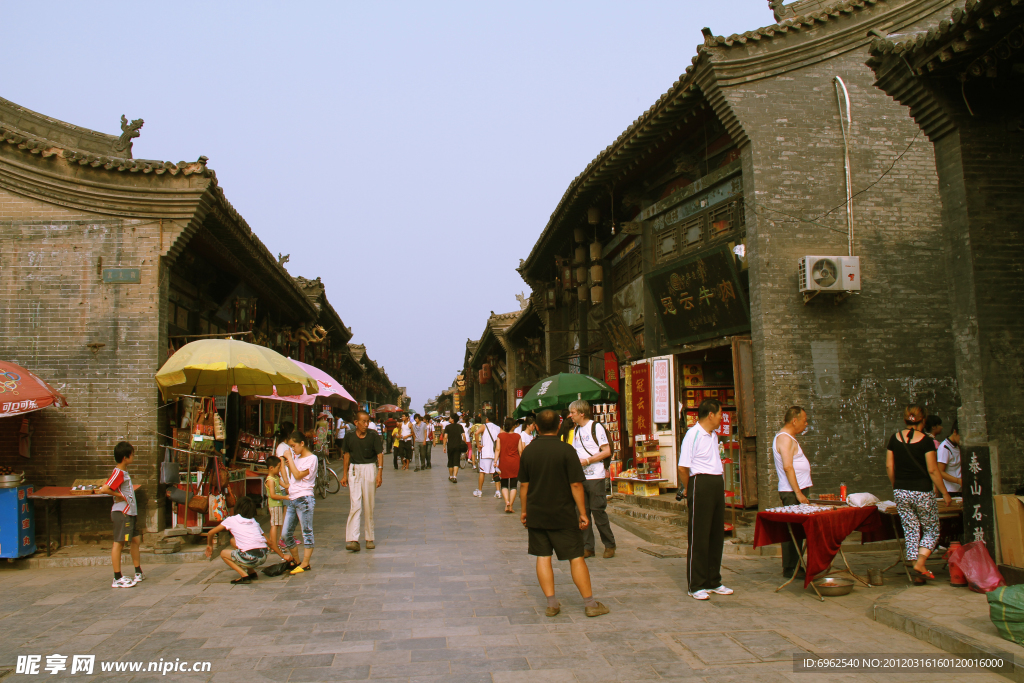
xmin=995 ymin=494 xmax=1024 ymax=569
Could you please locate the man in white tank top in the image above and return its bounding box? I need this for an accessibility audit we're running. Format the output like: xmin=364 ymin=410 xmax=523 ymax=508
xmin=773 ymin=406 xmax=813 ymax=579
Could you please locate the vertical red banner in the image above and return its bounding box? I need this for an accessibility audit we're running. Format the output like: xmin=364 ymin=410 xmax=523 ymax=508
xmin=603 ymin=352 xmax=619 ymax=392
xmin=631 ymin=362 xmax=651 ymax=440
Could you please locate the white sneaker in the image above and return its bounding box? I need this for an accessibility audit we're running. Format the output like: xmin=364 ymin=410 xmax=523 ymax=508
xmin=494 ymin=491 xmax=502 ymax=498
xmin=135 ymin=571 xmax=145 ymax=582
xmin=473 ymin=490 xmax=482 ymax=497
xmin=688 ymin=589 xmax=710 ymax=600
xmin=709 ymin=585 xmax=733 ymax=595
xmin=112 ymin=576 xmax=137 ymax=588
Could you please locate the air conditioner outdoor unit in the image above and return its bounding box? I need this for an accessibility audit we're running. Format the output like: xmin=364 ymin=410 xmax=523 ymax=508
xmin=798 ymin=255 xmax=860 ymax=293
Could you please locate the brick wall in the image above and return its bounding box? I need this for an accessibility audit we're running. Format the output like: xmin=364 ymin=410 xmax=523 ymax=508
xmin=934 ymin=112 xmax=1024 ymax=492
xmin=721 ymin=23 xmax=960 ymax=506
xmin=0 ymin=185 xmax=164 ymax=540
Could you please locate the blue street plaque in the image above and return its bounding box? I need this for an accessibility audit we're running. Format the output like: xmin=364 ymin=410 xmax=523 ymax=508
xmin=102 ymin=268 xmax=141 ymax=284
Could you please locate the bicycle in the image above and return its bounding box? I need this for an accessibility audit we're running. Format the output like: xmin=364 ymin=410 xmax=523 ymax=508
xmin=315 ymin=453 xmax=341 ymax=498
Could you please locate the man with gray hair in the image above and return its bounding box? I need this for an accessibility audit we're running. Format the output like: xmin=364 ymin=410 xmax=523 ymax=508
xmin=568 ymin=399 xmax=616 ymax=558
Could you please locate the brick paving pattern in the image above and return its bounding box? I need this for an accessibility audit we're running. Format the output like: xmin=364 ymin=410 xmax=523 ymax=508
xmin=0 ymin=456 xmax=1007 ymax=681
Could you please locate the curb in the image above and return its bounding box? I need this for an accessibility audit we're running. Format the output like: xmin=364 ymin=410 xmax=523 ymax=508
xmin=872 ymin=592 xmax=1022 ymax=682
xmin=2 ymin=550 xmax=209 ymax=570
xmin=606 ymin=511 xmax=778 ymax=556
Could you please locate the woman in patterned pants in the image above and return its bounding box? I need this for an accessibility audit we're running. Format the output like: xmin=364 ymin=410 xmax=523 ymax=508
xmin=886 ymin=405 xmax=952 ymax=581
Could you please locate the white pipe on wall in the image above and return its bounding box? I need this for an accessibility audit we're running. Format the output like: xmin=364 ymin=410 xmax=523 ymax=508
xmin=833 ymin=76 xmax=855 ymax=256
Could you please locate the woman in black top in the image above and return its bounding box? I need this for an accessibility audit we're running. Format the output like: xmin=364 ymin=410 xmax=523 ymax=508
xmin=886 ymin=405 xmax=952 ymax=581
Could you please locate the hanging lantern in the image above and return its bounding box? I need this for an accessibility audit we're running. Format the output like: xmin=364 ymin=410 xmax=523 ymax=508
xmin=587 ymin=207 xmax=601 ymax=225
xmin=577 ymin=284 xmax=589 ymax=301
xmin=590 ymin=264 xmax=604 ymax=283
xmin=573 ymin=227 xmax=585 ymax=243
xmin=591 ymin=285 xmax=604 ymax=304
xmin=574 ymin=246 xmax=586 ymax=265
xmin=590 ymin=241 xmax=601 ymax=261
xmin=545 ymin=286 xmax=557 ymax=310
xmin=480 ymin=363 xmax=492 ymax=383
xmin=575 ymin=266 xmax=587 ymax=284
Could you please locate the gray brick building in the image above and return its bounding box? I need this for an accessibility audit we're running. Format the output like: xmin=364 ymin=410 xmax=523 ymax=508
xmin=518 ymin=0 xmax=966 ymax=507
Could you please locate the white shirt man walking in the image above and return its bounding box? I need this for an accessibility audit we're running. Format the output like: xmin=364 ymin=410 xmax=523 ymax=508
xmin=341 ymin=411 xmax=383 ymax=552
xmin=475 ymin=413 xmax=501 ymax=498
xmin=773 ymin=406 xmax=813 ymax=579
xmin=568 ymin=399 xmax=616 ymax=559
xmin=678 ymin=398 xmax=733 ymax=600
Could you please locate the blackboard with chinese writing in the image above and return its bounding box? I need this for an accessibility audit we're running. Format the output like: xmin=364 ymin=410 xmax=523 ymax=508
xmin=645 ymin=246 xmax=749 ymax=347
xmin=962 ymin=445 xmax=995 ymax=558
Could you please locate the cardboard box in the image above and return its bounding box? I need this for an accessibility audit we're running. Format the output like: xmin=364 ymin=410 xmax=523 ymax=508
xmin=996 ymin=495 xmax=1024 ymax=568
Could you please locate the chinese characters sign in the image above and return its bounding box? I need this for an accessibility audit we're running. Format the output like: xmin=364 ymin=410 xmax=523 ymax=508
xmin=599 ymin=313 xmax=640 ymax=362
xmin=631 ymin=362 xmax=652 ymax=440
xmin=646 ymin=245 xmax=749 ymax=346
xmin=101 ymin=267 xmax=141 ymax=284
xmin=652 ymin=358 xmax=670 ymax=425
xmin=962 ymin=446 xmax=994 ymax=557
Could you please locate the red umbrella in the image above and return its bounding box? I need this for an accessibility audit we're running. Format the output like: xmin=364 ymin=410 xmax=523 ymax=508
xmin=0 ymin=361 xmax=68 ymax=417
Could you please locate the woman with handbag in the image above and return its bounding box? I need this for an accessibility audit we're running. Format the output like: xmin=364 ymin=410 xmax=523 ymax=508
xmin=886 ymin=404 xmax=952 ymax=583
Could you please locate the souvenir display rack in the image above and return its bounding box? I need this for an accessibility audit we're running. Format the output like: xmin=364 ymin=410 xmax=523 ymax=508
xmin=236 ymin=430 xmax=275 ymax=465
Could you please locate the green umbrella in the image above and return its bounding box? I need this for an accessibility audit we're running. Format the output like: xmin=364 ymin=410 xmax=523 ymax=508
xmin=513 ymin=373 xmax=618 ymax=418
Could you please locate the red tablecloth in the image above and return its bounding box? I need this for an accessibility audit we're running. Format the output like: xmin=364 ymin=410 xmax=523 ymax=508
xmin=753 ymin=506 xmax=887 ymax=587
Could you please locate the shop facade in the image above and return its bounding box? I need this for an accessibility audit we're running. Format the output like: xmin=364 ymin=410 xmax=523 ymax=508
xmin=519 ymin=0 xmax=964 ymax=508
xmin=0 ymin=96 xmax=394 ymax=540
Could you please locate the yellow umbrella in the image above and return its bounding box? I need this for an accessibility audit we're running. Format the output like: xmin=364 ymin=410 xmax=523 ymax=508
xmin=155 ymin=339 xmax=318 ymax=399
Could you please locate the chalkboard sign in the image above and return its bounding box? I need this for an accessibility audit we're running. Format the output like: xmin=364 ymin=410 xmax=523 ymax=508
xmin=646 ymin=245 xmax=749 ymax=347
xmin=962 ymin=445 xmax=995 ymax=558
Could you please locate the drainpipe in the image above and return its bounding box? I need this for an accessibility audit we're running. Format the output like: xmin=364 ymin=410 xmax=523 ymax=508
xmin=833 ymin=76 xmax=855 ymax=256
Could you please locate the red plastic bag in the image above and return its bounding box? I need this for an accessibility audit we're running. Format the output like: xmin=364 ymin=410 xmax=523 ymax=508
xmin=949 ymin=541 xmax=1006 ymax=593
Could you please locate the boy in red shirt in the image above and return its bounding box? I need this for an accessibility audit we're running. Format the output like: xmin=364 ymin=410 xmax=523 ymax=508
xmin=97 ymin=442 xmax=142 ymax=588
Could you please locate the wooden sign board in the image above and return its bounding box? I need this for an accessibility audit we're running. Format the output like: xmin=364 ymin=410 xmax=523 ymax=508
xmin=646 ymin=245 xmax=749 ymax=347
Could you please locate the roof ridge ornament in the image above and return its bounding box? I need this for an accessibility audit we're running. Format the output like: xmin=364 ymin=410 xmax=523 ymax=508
xmin=112 ymin=115 xmax=144 ymax=158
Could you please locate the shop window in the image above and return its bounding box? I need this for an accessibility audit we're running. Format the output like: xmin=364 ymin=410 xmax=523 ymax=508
xmin=654 ymin=225 xmax=678 ymax=262
xmin=708 ymin=203 xmax=733 ymax=237
xmin=683 ymin=216 xmax=703 ymax=247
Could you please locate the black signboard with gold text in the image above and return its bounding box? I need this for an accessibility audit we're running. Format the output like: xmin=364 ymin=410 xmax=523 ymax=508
xmin=646 ymin=245 xmax=749 ymax=346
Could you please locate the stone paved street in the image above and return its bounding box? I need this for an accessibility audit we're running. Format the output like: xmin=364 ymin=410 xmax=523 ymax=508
xmin=0 ymin=451 xmax=1007 ymax=682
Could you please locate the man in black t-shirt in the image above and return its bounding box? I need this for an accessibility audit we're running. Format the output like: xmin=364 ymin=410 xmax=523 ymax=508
xmin=442 ymin=419 xmax=468 ymax=483
xmin=341 ymin=411 xmax=384 ymax=552
xmin=519 ymin=408 xmax=609 ymax=619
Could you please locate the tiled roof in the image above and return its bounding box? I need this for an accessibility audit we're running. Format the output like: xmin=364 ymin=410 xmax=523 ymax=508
xmin=702 ymin=0 xmax=890 ymax=48
xmin=868 ymin=0 xmax=1023 ymax=71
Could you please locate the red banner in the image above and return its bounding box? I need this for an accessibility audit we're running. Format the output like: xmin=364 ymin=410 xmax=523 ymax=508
xmin=631 ymin=362 xmax=652 ymax=439
xmin=603 ymin=352 xmax=619 ymax=392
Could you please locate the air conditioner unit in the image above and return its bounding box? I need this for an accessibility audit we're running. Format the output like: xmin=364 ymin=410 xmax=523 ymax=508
xmin=798 ymin=255 xmax=860 ymax=293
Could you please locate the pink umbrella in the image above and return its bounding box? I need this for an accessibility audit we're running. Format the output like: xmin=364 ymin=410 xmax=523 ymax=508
xmin=248 ymin=359 xmax=356 ymax=406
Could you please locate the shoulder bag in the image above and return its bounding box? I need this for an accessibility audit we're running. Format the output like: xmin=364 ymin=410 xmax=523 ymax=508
xmin=895 ymin=430 xmax=933 ymax=483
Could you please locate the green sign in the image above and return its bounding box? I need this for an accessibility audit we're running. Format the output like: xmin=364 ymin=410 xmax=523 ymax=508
xmin=102 ymin=268 xmax=141 ymax=284
xmin=646 ymin=245 xmax=749 ymax=347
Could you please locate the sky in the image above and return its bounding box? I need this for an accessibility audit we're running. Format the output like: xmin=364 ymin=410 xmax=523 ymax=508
xmin=4 ymin=1 xmax=775 ymax=410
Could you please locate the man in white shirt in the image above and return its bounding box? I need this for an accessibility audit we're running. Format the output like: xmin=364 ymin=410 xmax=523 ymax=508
xmin=569 ymin=400 xmax=616 ymax=559
xmin=678 ymin=398 xmax=733 ymax=600
xmin=398 ymin=414 xmax=415 ymax=470
xmin=773 ymin=406 xmax=813 ymax=579
xmin=475 ymin=413 xmax=502 ymax=498
xmin=937 ymin=420 xmax=962 ymax=494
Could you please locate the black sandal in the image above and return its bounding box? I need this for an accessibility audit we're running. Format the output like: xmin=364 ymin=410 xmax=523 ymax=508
xmin=231 ymin=576 xmax=252 ymax=585
xmin=247 ymin=572 xmax=258 ymax=581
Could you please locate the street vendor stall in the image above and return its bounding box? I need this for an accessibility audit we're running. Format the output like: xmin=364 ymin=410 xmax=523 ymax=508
xmin=155 ymin=339 xmax=317 ymax=532
xmin=0 ymin=361 xmax=69 ymax=558
xmin=753 ymin=504 xmax=891 ymax=600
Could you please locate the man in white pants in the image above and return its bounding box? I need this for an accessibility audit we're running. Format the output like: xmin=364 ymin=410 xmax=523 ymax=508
xmin=474 ymin=413 xmax=502 ymax=498
xmin=341 ymin=411 xmax=384 ymax=552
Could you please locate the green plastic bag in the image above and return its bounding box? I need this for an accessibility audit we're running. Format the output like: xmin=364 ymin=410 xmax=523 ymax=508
xmin=988 ymin=585 xmax=1024 ymax=645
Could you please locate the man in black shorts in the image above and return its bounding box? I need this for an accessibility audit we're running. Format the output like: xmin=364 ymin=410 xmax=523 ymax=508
xmin=519 ymin=408 xmax=609 ymax=618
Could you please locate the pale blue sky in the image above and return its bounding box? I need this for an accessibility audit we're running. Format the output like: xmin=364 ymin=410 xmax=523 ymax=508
xmin=5 ymin=1 xmax=775 ymax=408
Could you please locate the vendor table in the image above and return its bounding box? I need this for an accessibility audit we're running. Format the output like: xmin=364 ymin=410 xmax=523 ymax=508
xmin=753 ymin=505 xmax=888 ymax=600
xmin=29 ymin=485 xmax=143 ymax=557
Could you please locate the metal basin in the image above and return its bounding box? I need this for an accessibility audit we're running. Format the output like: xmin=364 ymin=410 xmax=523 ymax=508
xmin=812 ymin=577 xmax=855 ymax=596
xmin=0 ymin=473 xmax=24 ymax=487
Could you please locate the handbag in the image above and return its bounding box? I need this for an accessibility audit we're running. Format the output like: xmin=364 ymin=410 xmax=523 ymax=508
xmin=206 ymin=457 xmax=228 ymax=522
xmin=160 ymin=449 xmax=180 ymax=485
